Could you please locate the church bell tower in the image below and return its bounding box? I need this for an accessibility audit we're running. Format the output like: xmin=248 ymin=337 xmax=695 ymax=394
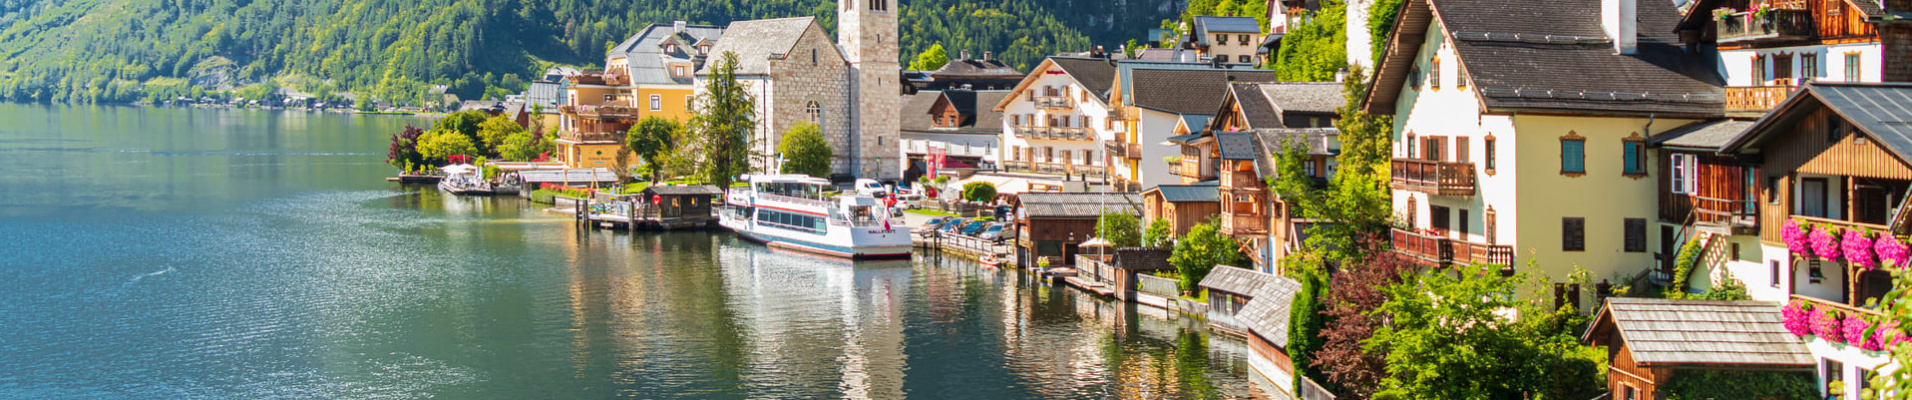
xmin=840 ymin=0 xmax=902 ymax=179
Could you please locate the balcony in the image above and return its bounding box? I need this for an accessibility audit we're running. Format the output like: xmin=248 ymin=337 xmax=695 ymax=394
xmin=563 ymin=105 xmax=641 ymax=119
xmin=1725 ymin=85 xmax=1796 ymax=116
xmin=1391 ymin=227 xmax=1515 ymax=267
xmin=1072 ymin=164 xmax=1107 ymax=177
xmin=1391 ymin=158 xmax=1477 ymax=197
xmin=1692 ymin=195 xmax=1758 ymax=234
xmin=1002 ymin=160 xmax=1033 ymax=173
xmin=558 ymin=131 xmax=623 ymax=143
xmin=1716 ymin=10 xmax=1813 ymax=44
xmin=1035 ymin=162 xmax=1069 ymax=176
xmin=1034 ymin=96 xmax=1074 ymax=110
xmin=1793 ymin=215 xmax=1889 ymax=239
xmin=1221 ymin=214 xmax=1267 ymax=235
xmin=1102 ymin=141 xmax=1141 ymax=160
xmin=1224 ymin=171 xmax=1264 ymax=190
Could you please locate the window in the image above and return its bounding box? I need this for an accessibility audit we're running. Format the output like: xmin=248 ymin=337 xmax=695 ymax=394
xmin=1768 ymin=177 xmax=1782 ymax=205
xmin=1670 ymin=154 xmax=1694 ymax=194
xmin=805 ymin=101 xmax=822 ymax=124
xmin=1457 ymin=66 xmax=1469 ymax=88
xmin=1824 ymin=359 xmax=1844 ymax=397
xmin=699 ymin=45 xmax=710 ymax=55
xmin=1624 ymin=218 xmax=1646 ymax=252
xmin=666 ymin=44 xmax=678 ymax=53
xmin=1771 ymin=260 xmax=1782 ymax=288
xmin=1622 ymin=384 xmax=1637 ymax=400
xmin=1829 ymin=114 xmax=1848 ymax=143
xmin=1563 ymin=217 xmax=1585 ymax=252
xmin=674 ymin=66 xmax=685 ymax=77
xmin=1013 ymin=115 xmax=1022 ymax=126
xmin=1561 ymin=133 xmax=1586 ymax=175
xmin=686 ymin=95 xmax=694 ymax=109
xmin=1752 ymin=55 xmax=1767 ymax=84
xmin=1305 ymin=160 xmax=1317 ymax=177
xmin=1484 ymin=136 xmax=1497 ymax=171
xmin=1623 ymin=139 xmax=1646 ymax=176
xmin=1847 ymin=52 xmax=1863 ymax=82
xmin=1803 ymin=53 xmax=1819 ymax=82
xmin=1406 ymin=133 xmax=1417 ymax=157
xmin=1459 ymin=209 xmax=1471 ymax=235
xmin=1238 ymin=34 xmax=1251 ymax=44
xmin=1409 ymin=67 xmax=1422 ymax=89
xmin=1486 ymin=207 xmax=1497 ymax=244
xmin=649 ymin=95 xmax=662 ymax=111
xmin=1431 ymin=205 xmax=1451 ymax=233
xmin=1430 ymin=57 xmax=1442 ymax=89
xmin=1774 ymin=54 xmax=1794 ymax=84
xmin=811 ymin=49 xmax=818 ymax=66
xmin=1216 ymin=34 xmax=1228 ymax=44
xmin=604 ymin=94 xmax=616 ymax=102
xmin=869 ymin=0 xmax=886 ymax=11
xmin=1239 ymin=55 xmax=1251 ymax=64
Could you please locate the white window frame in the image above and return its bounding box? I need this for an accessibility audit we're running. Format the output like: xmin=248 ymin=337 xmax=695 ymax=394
xmin=1670 ymin=154 xmax=1696 ymax=194
xmin=650 ymin=94 xmax=662 ymax=111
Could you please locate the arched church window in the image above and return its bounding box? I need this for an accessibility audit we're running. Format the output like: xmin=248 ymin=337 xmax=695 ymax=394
xmin=806 ymin=101 xmax=823 ymax=125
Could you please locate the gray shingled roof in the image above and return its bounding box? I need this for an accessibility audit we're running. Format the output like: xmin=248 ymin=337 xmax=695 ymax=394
xmin=1019 ymin=193 xmax=1142 ymax=218
xmin=1130 ymin=68 xmax=1281 ymax=115
xmin=1235 ymin=271 xmax=1301 ymax=347
xmin=1231 ymin=83 xmax=1283 ymax=129
xmin=1250 ymin=128 xmax=1340 ymax=178
xmin=1194 ymin=16 xmax=1263 ymax=47
xmin=1048 ymin=57 xmax=1120 ymax=102
xmin=1586 ymin=298 xmax=1813 ymax=367
xmin=1725 ymin=82 xmax=1912 ymax=162
xmin=1650 ymin=120 xmax=1753 ymax=150
xmin=933 ymin=59 xmax=1023 ymax=78
xmin=1149 ymin=184 xmax=1221 ymax=203
xmin=609 ymin=23 xmax=726 ymax=86
xmin=644 ymin=185 xmax=724 ymax=195
xmin=1199 ymin=266 xmax=1268 ymax=296
xmin=697 ymin=17 xmax=819 ymax=76
xmin=1260 ymin=82 xmax=1345 ymax=115
xmin=900 ymin=90 xmax=1010 ymax=134
xmin=1217 ymin=131 xmax=1258 ymax=160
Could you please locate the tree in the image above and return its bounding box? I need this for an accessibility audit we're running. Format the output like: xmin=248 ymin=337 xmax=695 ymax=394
xmin=1368 ymin=0 xmax=1407 ymax=65
xmin=386 ymin=125 xmax=428 ymax=172
xmin=778 ymin=121 xmax=833 ymax=178
xmin=433 ymin=110 xmax=493 ymax=155
xmin=684 ymin=52 xmax=757 ymax=188
xmin=476 ymin=115 xmax=524 ymax=154
xmin=1096 ymin=212 xmax=1142 ymax=248
xmin=1275 ymin=66 xmax=1394 ymax=263
xmin=1143 ymin=218 xmax=1175 ymax=248
xmin=498 ymin=129 xmax=554 ymax=162
xmin=909 ymin=43 xmax=952 ymax=71
xmin=1166 ymin=221 xmax=1248 ymax=293
xmin=627 ymin=117 xmax=681 ymax=182
xmin=416 ymin=129 xmax=478 ymax=165
xmin=1241 ymin=0 xmax=1271 ymax=33
xmin=960 ymin=181 xmax=998 ymax=203
xmin=1365 ymin=265 xmax=1606 ymax=399
xmin=1311 ymin=239 xmax=1413 ymax=399
xmin=1272 ymin=0 xmax=1347 ymax=81
xmin=1870 ymin=268 xmax=1912 ymax=396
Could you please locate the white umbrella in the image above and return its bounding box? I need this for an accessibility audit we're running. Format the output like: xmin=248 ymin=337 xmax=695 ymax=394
xmin=1079 ymin=237 xmax=1113 ymax=248
xmin=440 ymin=164 xmax=478 ymax=175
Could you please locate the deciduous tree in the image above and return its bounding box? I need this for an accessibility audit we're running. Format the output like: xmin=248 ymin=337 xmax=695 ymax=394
xmin=778 ymin=121 xmax=833 ymax=178
xmin=1167 ymin=221 xmax=1248 ymax=292
xmin=1096 ymin=212 xmax=1142 ymax=248
xmin=909 ymin=43 xmax=951 ymax=71
xmin=627 ymin=117 xmax=681 ymax=182
xmin=685 ymin=52 xmax=756 ymax=188
xmin=416 ymin=129 xmax=477 ymax=165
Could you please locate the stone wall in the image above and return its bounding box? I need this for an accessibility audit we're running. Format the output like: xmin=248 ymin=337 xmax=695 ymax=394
xmin=765 ymin=24 xmax=854 ymax=175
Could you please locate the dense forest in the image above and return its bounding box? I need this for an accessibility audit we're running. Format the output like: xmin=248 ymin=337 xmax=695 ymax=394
xmin=0 ymin=0 xmax=1181 ymax=105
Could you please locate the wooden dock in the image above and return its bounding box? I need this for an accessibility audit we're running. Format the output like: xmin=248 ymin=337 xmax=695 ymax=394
xmin=549 ymin=196 xmax=720 ymax=231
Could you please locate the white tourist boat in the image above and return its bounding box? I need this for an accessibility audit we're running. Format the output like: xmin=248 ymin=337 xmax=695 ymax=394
xmin=720 ymin=174 xmax=912 ymax=259
xmin=436 ymin=164 xmax=494 ymax=196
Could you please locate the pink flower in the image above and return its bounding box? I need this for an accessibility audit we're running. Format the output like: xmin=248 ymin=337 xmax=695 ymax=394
xmin=1878 ymin=234 xmax=1909 ymax=269
xmin=1812 ymin=308 xmax=1845 ymax=341
xmin=1845 ymin=315 xmax=1873 ymax=348
xmin=1782 ymin=300 xmax=1814 ymax=336
xmin=1862 ymin=319 xmax=1895 ymax=352
xmin=1845 ymin=229 xmax=1877 ymax=269
xmin=1811 ymin=225 xmax=1843 ymax=261
xmin=1784 ymin=219 xmax=1812 ymax=258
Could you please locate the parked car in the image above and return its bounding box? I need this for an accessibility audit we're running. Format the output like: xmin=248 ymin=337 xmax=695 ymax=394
xmin=960 ymin=220 xmax=991 ymax=236
xmin=854 ymin=179 xmax=887 ymax=197
xmin=978 ymin=223 xmax=1010 ymax=242
xmin=942 ymin=219 xmax=971 ymax=235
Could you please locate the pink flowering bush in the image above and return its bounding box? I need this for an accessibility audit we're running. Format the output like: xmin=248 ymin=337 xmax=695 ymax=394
xmin=1844 ymin=315 xmax=1872 ymax=348
xmin=1783 ymin=219 xmax=1812 ymax=258
xmin=1811 ymin=225 xmax=1843 ymax=261
xmin=1812 ymin=308 xmax=1845 ymax=341
xmin=1878 ymin=320 xmax=1910 ymax=350
xmin=1782 ymin=300 xmax=1815 ymax=336
xmin=1844 ymin=229 xmax=1876 ymax=269
xmin=1877 ymin=234 xmax=1909 ymax=269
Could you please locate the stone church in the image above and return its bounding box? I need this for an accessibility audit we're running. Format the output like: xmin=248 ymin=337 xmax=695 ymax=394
xmin=695 ymin=0 xmax=902 ymax=180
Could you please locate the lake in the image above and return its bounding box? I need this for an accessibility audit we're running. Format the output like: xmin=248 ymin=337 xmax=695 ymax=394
xmin=0 ymin=104 xmax=1264 ymax=399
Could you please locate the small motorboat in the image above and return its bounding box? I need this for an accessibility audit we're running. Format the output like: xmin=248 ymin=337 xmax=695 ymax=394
xmin=979 ymin=254 xmax=1002 ymax=268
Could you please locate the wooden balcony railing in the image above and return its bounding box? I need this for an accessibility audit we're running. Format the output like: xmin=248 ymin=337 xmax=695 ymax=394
xmin=563 ymin=105 xmax=641 ymax=119
xmin=1034 ymin=96 xmax=1074 ymax=110
xmin=1793 ymin=215 xmax=1889 ymax=237
xmin=1793 ymin=294 xmax=1884 ymax=319
xmin=1717 ymin=10 xmax=1814 ymax=44
xmin=1391 ymin=227 xmax=1515 ymax=267
xmin=1035 ymin=162 xmax=1069 ymax=176
xmin=1222 ymin=214 xmax=1267 ymax=235
xmin=1225 ymin=171 xmax=1263 ymax=190
xmin=558 ymin=131 xmax=623 ymax=143
xmin=1391 ymin=159 xmax=1477 ymax=196
xmin=1106 ymin=141 xmax=1142 ymax=159
xmin=1693 ymin=195 xmax=1758 ymax=232
xmin=1002 ymin=160 xmax=1033 ymax=172
xmin=1072 ymin=165 xmax=1107 ymax=177
xmin=1725 ymin=85 xmax=1796 ymax=115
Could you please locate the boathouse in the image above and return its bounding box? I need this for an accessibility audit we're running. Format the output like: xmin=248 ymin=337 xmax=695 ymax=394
xmin=620 ymin=185 xmax=722 ymax=230
xmin=1581 ymin=298 xmax=1815 ymax=399
xmin=1011 ymin=192 xmax=1142 ymax=268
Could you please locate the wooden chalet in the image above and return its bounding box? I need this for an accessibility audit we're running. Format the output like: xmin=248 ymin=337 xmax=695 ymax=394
xmin=1675 ymin=0 xmax=1889 ymax=116
xmin=633 ymin=185 xmax=723 ymax=229
xmin=1650 ymin=120 xmax=1762 ymax=284
xmin=1141 ymin=183 xmax=1220 ymax=237
xmin=1583 ymin=298 xmax=1815 ymax=399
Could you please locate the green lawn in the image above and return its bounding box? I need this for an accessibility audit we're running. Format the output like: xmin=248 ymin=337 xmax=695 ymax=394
xmin=904 ymin=209 xmax=959 ymax=218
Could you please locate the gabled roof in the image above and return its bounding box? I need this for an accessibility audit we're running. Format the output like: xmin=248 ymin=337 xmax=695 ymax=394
xmin=610 ymin=23 xmax=727 ymax=86
xmin=1260 ymin=82 xmax=1344 ymax=114
xmin=644 ymin=185 xmax=725 ymax=195
xmin=1230 ymin=83 xmax=1284 ymax=129
xmin=1018 ymin=193 xmax=1142 ymax=218
xmin=1583 ymin=298 xmax=1813 ymax=368
xmin=1251 ymin=128 xmax=1341 ymax=178
xmin=1217 ymin=131 xmax=1259 ymax=160
xmin=1145 ymin=183 xmax=1221 ymax=203
xmin=1233 ymin=269 xmax=1302 ymax=347
xmin=932 ymin=59 xmax=1024 ymax=78
xmin=1722 ymin=82 xmax=1912 ymax=163
xmin=1650 ymin=119 xmax=1754 ymax=151
xmin=1363 ymin=0 xmax=1724 ymax=117
xmin=697 ymin=17 xmax=822 ymax=76
xmin=1194 ymin=17 xmax=1264 ymax=48
xmin=1122 ymin=64 xmax=1281 ymax=115
xmin=1199 ymin=265 xmax=1270 ymax=296
xmin=900 ymin=90 xmax=1011 ymax=134
xmin=994 ymin=57 xmax=1120 ymax=111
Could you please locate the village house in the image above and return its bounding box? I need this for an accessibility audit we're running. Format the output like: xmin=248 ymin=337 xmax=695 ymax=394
xmin=1113 ymin=63 xmax=1280 ymax=190
xmin=1363 ymin=0 xmax=1724 ymax=290
xmin=1191 ymin=16 xmax=1265 ymax=65
xmin=1715 ymin=82 xmax=1910 ymax=398
xmin=696 ymin=3 xmax=901 ymax=180
xmin=1011 ymin=192 xmax=1142 ymax=268
xmin=1195 ymin=266 xmax=1314 ymax=399
xmin=1675 ymin=0 xmax=1888 ymax=118
xmin=993 ymin=56 xmax=1129 ymax=188
xmin=1582 ymin=298 xmax=1816 ymax=399
xmin=898 ymin=89 xmax=1009 ymax=182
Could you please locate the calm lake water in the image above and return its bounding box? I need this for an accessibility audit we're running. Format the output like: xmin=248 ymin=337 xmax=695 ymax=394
xmin=0 ymin=104 xmax=1262 ymax=399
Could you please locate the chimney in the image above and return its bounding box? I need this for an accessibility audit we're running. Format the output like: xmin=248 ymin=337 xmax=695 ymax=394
xmin=673 ymin=21 xmax=687 ymax=33
xmin=1092 ymin=45 xmax=1106 ymax=58
xmin=961 ymin=49 xmax=971 ymax=60
xmin=1602 ymin=0 xmax=1637 ymax=54
xmin=1335 ymin=67 xmax=1349 ymax=83
xmin=983 ymin=51 xmax=993 ymax=61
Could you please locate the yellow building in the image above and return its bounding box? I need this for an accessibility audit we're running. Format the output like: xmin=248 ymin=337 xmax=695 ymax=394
xmin=553 ymin=22 xmax=725 ymax=170
xmin=1362 ymin=0 xmax=1722 ymax=301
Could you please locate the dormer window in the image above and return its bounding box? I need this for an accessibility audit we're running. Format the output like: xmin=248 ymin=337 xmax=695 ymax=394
xmin=665 ymin=44 xmax=678 ymax=53
xmin=698 ymin=45 xmax=710 ymax=55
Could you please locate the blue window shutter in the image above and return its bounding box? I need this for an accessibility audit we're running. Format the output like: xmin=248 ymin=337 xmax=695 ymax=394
xmin=1563 ymin=140 xmax=1585 ymax=173
xmin=1623 ymin=142 xmax=1640 ymax=173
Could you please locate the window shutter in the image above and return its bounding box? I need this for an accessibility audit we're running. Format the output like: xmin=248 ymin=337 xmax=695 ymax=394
xmin=1563 ymin=217 xmax=1585 ymax=251
xmin=1624 ymin=218 xmax=1646 ymax=252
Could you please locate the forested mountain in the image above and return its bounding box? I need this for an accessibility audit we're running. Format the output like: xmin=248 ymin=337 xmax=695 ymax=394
xmin=0 ymin=0 xmax=1180 ymax=105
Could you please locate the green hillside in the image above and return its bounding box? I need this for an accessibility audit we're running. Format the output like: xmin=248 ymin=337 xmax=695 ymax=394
xmin=0 ymin=0 xmax=1180 ymax=105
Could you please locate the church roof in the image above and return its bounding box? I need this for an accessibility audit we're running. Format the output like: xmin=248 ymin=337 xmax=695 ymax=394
xmin=697 ymin=17 xmax=823 ymax=76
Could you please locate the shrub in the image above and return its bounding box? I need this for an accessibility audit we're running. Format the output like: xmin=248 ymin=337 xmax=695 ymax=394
xmin=960 ymin=181 xmax=998 ymax=203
